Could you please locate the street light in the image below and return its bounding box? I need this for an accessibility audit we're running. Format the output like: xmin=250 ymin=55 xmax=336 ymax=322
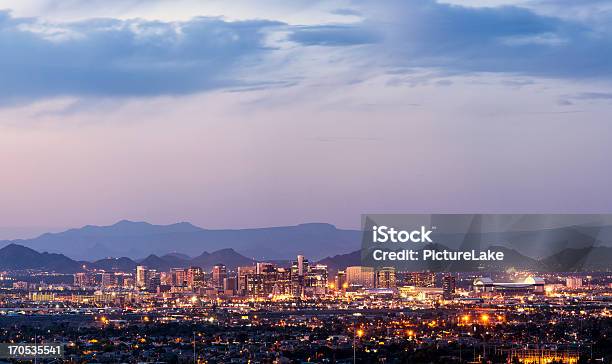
xmin=353 ymin=326 xmax=364 ymax=364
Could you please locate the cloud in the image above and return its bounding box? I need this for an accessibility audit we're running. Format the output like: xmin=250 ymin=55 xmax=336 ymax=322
xmin=2 ymin=0 xmax=612 ymax=105
xmin=289 ymin=24 xmax=379 ymax=46
xmin=289 ymin=0 xmax=612 ymax=80
xmin=0 ymin=10 xmax=282 ymax=103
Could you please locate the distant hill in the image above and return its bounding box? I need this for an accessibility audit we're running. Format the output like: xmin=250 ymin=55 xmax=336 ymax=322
xmin=139 ymin=254 xmax=178 ymax=271
xmin=88 ymin=257 xmax=138 ymax=271
xmin=541 ymin=246 xmax=612 ymax=271
xmin=0 ymin=244 xmax=254 ymax=273
xmin=1 ymin=220 xmax=361 ymax=261
xmin=1 ymin=242 xmax=611 ymax=274
xmin=190 ymin=248 xmax=254 ymax=270
xmin=136 ymin=249 xmax=254 ymax=271
xmin=0 ymin=243 xmax=83 ymax=273
xmin=5 ymin=219 xmax=612 ymax=262
xmin=317 ymin=250 xmax=361 ymax=274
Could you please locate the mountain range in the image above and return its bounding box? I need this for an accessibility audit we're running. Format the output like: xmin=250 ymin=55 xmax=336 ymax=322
xmin=2 ymin=219 xmax=612 ymax=269
xmin=1 ymin=220 xmax=361 ymax=261
xmin=0 ymin=244 xmax=255 ymax=273
xmin=3 ymin=242 xmax=611 ymax=274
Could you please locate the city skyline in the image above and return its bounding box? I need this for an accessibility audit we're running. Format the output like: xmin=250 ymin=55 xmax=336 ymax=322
xmin=2 ymin=0 xmax=612 ymax=235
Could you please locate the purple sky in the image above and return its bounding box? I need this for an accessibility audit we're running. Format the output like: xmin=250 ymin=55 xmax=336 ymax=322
xmin=1 ymin=0 xmax=612 ymax=238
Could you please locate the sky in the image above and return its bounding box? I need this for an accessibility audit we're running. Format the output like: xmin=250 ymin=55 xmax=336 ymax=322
xmin=1 ymin=0 xmax=612 ymax=238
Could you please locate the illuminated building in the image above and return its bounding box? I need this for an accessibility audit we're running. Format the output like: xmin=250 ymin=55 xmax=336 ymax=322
xmin=335 ymin=270 xmax=346 ymax=291
xmin=74 ymin=272 xmax=96 ymax=288
xmin=376 ymin=267 xmax=396 ymax=289
xmin=297 ymin=255 xmax=308 ymax=275
xmin=29 ymin=292 xmax=56 ymax=301
xmin=509 ymin=349 xmax=578 ymax=364
xmin=442 ymin=274 xmax=456 ymax=300
xmin=273 ymin=267 xmax=292 ymax=295
xmin=291 ymin=255 xmax=309 ymax=297
xmin=306 ymin=264 xmax=329 ymax=296
xmin=346 ymin=266 xmax=375 ymax=288
xmin=223 ymin=277 xmax=237 ymax=295
xmin=146 ymin=270 xmax=160 ymax=292
xmin=212 ymin=264 xmax=227 ymax=289
xmin=566 ymin=277 xmax=583 ymax=289
xmin=101 ymin=273 xmax=117 ymax=288
xmin=186 ymin=266 xmax=203 ymax=289
xmin=136 ymin=265 xmax=147 ymax=288
xmin=398 ymin=271 xmax=436 ymax=287
xmin=237 ymin=266 xmax=256 ymax=295
xmin=473 ymin=276 xmax=545 ymax=294
xmin=258 ymin=262 xmax=278 ymax=295
xmin=171 ymin=268 xmax=187 ymax=287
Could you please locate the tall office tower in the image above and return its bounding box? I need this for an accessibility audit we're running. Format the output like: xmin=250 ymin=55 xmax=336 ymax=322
xmin=307 ymin=264 xmax=329 ymax=296
xmin=186 ymin=266 xmax=203 ymax=288
xmin=274 ymin=267 xmax=292 ymax=296
xmin=376 ymin=267 xmax=396 ymax=289
xmin=171 ymin=268 xmax=187 ymax=287
xmin=297 ymin=255 xmax=308 ymax=275
xmin=291 ymin=255 xmax=310 ymax=297
xmin=335 ymin=270 xmax=347 ymax=291
xmin=566 ymin=277 xmax=583 ymax=289
xmin=74 ymin=272 xmax=95 ymax=288
xmin=442 ymin=275 xmax=457 ymax=300
xmin=237 ymin=266 xmax=256 ymax=295
xmin=223 ymin=277 xmax=238 ymax=294
xmin=212 ymin=264 xmax=227 ymax=289
xmin=101 ymin=273 xmax=117 ymax=288
xmin=146 ymin=271 xmax=161 ymax=292
xmin=258 ymin=263 xmax=277 ymax=295
xmin=136 ymin=265 xmax=147 ymax=288
xmin=346 ymin=266 xmax=375 ymax=288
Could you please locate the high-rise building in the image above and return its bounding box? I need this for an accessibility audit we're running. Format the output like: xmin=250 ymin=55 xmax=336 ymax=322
xmin=74 ymin=272 xmax=96 ymax=288
xmin=399 ymin=272 xmax=436 ymax=287
xmin=346 ymin=266 xmax=375 ymax=288
xmin=136 ymin=266 xmax=147 ymax=288
xmin=335 ymin=270 xmax=347 ymax=291
xmin=223 ymin=277 xmax=237 ymax=294
xmin=212 ymin=264 xmax=227 ymax=289
xmin=291 ymin=255 xmax=310 ymax=297
xmin=274 ymin=267 xmax=292 ymax=296
xmin=186 ymin=266 xmax=203 ymax=289
xmin=237 ymin=266 xmax=256 ymax=295
xmin=306 ymin=264 xmax=329 ymax=296
xmin=376 ymin=267 xmax=396 ymax=289
xmin=101 ymin=273 xmax=117 ymax=288
xmin=442 ymin=275 xmax=456 ymax=300
xmin=259 ymin=263 xmax=277 ymax=295
xmin=566 ymin=277 xmax=583 ymax=289
xmin=147 ymin=271 xmax=161 ymax=292
xmin=171 ymin=268 xmax=187 ymax=287
xmin=297 ymin=255 xmax=308 ymax=275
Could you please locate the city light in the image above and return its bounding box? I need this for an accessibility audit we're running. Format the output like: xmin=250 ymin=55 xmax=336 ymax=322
xmin=480 ymin=314 xmax=490 ymax=324
xmin=1 ymin=252 xmax=608 ymax=363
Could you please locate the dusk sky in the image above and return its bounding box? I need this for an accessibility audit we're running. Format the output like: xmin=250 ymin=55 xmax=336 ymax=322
xmin=1 ymin=0 xmax=612 ymax=238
